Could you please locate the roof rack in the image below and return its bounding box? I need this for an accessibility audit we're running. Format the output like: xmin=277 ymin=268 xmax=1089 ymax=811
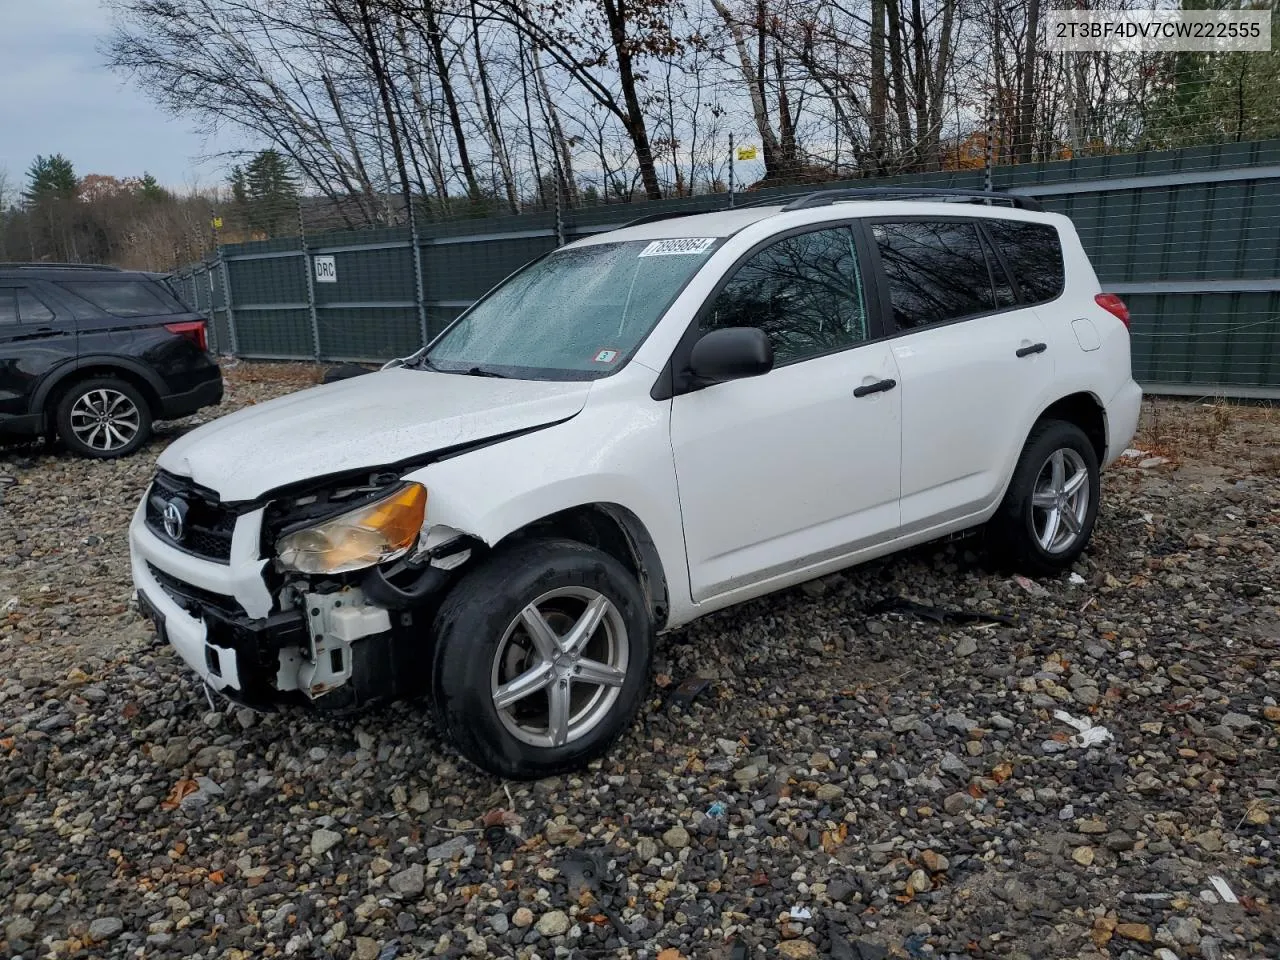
xmin=779 ymin=187 xmax=1043 ymax=212
xmin=0 ymin=261 xmax=123 ymax=271
xmin=618 ymin=209 xmax=709 ymax=229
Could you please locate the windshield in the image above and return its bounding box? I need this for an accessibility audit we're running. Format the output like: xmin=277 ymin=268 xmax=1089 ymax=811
xmin=424 ymin=238 xmax=720 ymax=380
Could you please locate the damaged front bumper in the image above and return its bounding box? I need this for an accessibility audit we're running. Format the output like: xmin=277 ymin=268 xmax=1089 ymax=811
xmin=129 ymin=500 xmax=433 ymax=711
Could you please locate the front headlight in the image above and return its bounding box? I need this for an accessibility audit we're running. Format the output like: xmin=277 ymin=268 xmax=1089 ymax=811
xmin=276 ymin=483 xmax=427 ymax=575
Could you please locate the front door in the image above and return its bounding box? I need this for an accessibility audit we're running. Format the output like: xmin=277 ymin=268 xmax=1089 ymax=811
xmin=0 ymin=281 xmax=77 ymax=424
xmin=669 ymin=225 xmax=902 ymax=602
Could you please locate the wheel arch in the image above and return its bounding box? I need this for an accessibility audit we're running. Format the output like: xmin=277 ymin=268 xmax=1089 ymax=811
xmin=497 ymin=503 xmax=671 ymax=630
xmin=34 ymin=357 xmax=166 ymax=423
xmin=1036 ymin=391 xmax=1107 ymax=464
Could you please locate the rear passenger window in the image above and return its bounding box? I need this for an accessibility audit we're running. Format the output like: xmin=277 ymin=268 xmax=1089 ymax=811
xmin=16 ymin=290 xmax=55 ymax=322
xmin=872 ymin=221 xmax=996 ymax=329
xmin=56 ymin=280 xmax=181 ymax=318
xmin=984 ymin=220 xmax=1065 ymax=304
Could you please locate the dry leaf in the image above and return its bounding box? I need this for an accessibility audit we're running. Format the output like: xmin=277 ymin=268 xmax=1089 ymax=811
xmin=208 ymin=870 xmax=224 ymax=884
xmin=121 ymin=703 xmax=140 ymax=719
xmin=657 ymin=949 xmax=684 ymax=960
xmin=159 ymin=778 xmax=198 ymax=811
xmin=654 ymin=674 xmax=672 ymax=688
xmin=991 ymin=762 xmax=1014 ymax=783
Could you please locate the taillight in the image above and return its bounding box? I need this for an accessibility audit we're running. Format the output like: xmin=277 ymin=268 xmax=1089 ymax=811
xmin=165 ymin=320 xmax=208 ymax=352
xmin=1094 ymin=293 xmax=1130 ymax=329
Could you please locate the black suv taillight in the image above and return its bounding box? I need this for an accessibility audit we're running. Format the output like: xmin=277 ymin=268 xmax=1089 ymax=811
xmin=165 ymin=320 xmax=208 ymax=352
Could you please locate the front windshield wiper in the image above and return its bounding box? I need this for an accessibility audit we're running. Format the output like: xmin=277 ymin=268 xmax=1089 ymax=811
xmin=463 ymin=366 xmax=507 ymax=378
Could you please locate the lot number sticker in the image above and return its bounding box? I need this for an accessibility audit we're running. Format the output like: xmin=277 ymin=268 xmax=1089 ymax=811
xmin=314 ymin=255 xmax=337 ymax=283
xmin=593 ymin=348 xmax=620 ymax=364
xmin=638 ymin=238 xmax=716 ymax=257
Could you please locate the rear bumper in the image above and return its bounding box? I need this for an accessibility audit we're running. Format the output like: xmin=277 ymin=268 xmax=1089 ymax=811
xmin=158 ymin=373 xmax=223 ymax=421
xmin=1104 ymin=379 xmax=1144 ymax=467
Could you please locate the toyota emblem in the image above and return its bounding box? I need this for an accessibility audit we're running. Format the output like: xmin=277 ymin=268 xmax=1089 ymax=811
xmin=162 ymin=499 xmax=186 ymax=542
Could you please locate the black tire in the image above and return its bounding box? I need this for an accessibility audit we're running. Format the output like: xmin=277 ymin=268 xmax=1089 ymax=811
xmin=987 ymin=419 xmax=1100 ymax=575
xmin=54 ymin=377 xmax=152 ymax=459
xmin=431 ymin=538 xmax=653 ymax=779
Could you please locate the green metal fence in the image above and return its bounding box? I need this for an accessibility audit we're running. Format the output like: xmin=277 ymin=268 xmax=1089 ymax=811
xmin=171 ymin=139 xmax=1280 ymax=398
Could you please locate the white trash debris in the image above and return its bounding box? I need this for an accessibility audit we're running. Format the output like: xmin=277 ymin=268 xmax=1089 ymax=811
xmin=2 ymin=597 xmax=17 ymax=613
xmin=788 ymin=906 xmax=812 ymax=921
xmin=1053 ymin=709 xmax=1114 ymax=748
xmin=1208 ymin=875 xmax=1239 ymax=904
xmin=1068 ymin=572 xmax=1086 ymax=586
xmin=1121 ymin=448 xmax=1146 ymax=459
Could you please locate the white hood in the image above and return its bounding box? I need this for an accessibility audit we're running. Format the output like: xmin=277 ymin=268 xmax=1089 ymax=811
xmin=157 ymin=369 xmax=592 ymax=501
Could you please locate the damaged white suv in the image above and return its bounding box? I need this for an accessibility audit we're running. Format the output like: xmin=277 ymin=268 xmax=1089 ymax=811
xmin=130 ymin=189 xmax=1142 ymax=779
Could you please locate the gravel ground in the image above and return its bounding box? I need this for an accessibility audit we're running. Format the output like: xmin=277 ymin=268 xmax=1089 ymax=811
xmin=2 ymin=363 xmax=1277 ymax=960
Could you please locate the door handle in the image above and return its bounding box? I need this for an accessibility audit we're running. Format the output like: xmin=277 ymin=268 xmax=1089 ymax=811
xmin=1016 ymin=342 xmax=1047 ymax=358
xmin=853 ymin=378 xmax=897 ymax=398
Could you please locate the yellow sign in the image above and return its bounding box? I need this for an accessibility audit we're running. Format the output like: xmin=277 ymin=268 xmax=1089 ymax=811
xmin=211 ymin=216 xmax=223 ymax=230
xmin=736 ymin=145 xmax=758 ymax=161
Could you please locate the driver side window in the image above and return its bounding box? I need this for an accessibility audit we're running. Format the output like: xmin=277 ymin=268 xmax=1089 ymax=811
xmin=701 ymin=226 xmax=868 ymax=365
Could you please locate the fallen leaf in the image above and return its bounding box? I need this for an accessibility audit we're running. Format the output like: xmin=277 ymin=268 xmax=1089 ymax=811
xmin=657 ymin=950 xmax=684 ymax=960
xmin=159 ymin=778 xmax=198 ymax=811
xmin=208 ymin=870 xmax=224 ymax=884
xmin=991 ymin=762 xmax=1014 ymax=783
xmin=654 ymin=674 xmax=672 ymax=688
xmin=751 ymin=869 xmax=769 ymax=887
xmin=121 ymin=703 xmax=140 ymax=720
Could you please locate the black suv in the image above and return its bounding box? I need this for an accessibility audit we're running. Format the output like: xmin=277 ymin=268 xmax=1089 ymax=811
xmin=0 ymin=263 xmax=223 ymax=458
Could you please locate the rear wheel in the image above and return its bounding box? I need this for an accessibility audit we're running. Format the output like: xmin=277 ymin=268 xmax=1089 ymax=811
xmin=431 ymin=539 xmax=652 ymax=779
xmin=55 ymin=377 xmax=152 ymax=459
xmin=988 ymin=419 xmax=1100 ymax=575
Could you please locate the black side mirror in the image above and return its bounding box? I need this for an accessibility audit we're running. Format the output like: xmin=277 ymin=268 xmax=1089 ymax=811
xmin=688 ymin=327 xmax=774 ymax=384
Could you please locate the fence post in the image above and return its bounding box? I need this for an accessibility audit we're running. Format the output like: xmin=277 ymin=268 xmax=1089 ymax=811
xmin=984 ymin=102 xmax=995 ymax=193
xmin=204 ymin=263 xmax=219 ymax=354
xmin=217 ymin=250 xmax=240 ymax=357
xmin=408 ymin=199 xmax=429 ymax=349
xmin=299 ymin=203 xmax=321 ymax=360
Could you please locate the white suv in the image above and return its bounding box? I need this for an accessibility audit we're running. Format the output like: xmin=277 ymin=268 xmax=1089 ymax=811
xmin=129 ymin=189 xmax=1142 ymax=778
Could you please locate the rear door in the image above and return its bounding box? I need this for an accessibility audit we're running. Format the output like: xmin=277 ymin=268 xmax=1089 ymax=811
xmin=0 ymin=281 xmax=77 ymax=423
xmin=865 ymin=217 xmax=1059 ymax=534
xmin=51 ymin=276 xmax=188 ymax=356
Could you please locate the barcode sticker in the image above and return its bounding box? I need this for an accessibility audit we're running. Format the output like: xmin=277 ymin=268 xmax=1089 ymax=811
xmin=638 ymin=238 xmax=717 ymax=257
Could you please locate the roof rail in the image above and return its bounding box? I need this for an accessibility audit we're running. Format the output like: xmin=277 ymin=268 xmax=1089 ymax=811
xmin=618 ymin=209 xmax=709 ymax=229
xmin=0 ymin=261 xmax=123 ymax=271
xmin=779 ymin=187 xmax=1043 ymax=213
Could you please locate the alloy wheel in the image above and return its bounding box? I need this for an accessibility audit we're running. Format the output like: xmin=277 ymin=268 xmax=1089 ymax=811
xmin=1031 ymin=447 xmax=1090 ymax=554
xmin=68 ymin=388 xmax=142 ymax=452
xmin=489 ymin=586 xmax=629 ymax=748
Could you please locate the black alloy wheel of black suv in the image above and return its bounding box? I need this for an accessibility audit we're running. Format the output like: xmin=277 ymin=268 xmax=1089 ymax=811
xmin=0 ymin=263 xmax=224 ymax=458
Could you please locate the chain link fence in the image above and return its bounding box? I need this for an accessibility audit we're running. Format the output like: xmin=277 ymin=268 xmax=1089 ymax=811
xmin=171 ymin=138 xmax=1280 ymax=399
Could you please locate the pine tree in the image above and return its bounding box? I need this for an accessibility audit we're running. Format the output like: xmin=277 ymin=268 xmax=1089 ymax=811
xmin=23 ymin=154 xmax=78 ymax=204
xmin=241 ymin=149 xmax=299 ymax=237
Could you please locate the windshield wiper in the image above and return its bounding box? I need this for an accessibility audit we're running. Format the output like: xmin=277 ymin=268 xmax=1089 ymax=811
xmin=463 ymin=366 xmax=507 ymax=378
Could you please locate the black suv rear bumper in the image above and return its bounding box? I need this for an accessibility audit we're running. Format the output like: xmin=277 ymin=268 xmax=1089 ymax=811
xmin=159 ymin=375 xmax=223 ymax=420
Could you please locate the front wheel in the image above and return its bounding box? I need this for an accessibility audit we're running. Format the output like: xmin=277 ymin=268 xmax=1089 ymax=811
xmin=431 ymin=539 xmax=653 ymax=779
xmin=988 ymin=419 xmax=1100 ymax=575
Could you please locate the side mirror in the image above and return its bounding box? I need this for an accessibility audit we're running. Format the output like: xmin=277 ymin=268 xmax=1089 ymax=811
xmin=688 ymin=327 xmax=774 ymax=384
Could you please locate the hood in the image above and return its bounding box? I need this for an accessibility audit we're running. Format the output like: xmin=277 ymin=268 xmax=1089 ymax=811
xmin=157 ymin=369 xmax=592 ymax=501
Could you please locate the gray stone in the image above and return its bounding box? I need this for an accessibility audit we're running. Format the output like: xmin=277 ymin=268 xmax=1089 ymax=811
xmin=944 ymin=712 xmax=976 ymax=734
xmin=662 ymin=825 xmax=690 ymax=849
xmin=6 ymin=917 xmax=35 ymax=942
xmin=943 ymin=792 xmax=973 ymax=815
xmin=88 ymin=917 xmax=125 ymax=941
xmin=310 ymin=828 xmax=342 ymax=857
xmin=1165 ymin=916 xmax=1200 ymax=946
xmin=536 ymin=909 xmax=571 ymax=937
xmin=634 ymin=837 xmax=659 ymax=861
xmin=941 ymin=753 xmax=969 ymax=778
xmin=816 ymin=783 xmax=845 ymax=802
xmin=489 ymin=912 xmax=510 ymax=936
xmin=389 ymin=864 xmax=425 ymax=897
xmin=953 ymin=636 xmax=978 ymax=657
xmin=426 ymin=835 xmax=469 ymax=860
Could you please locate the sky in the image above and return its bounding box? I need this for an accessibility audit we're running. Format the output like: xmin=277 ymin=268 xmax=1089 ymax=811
xmin=0 ymin=0 xmax=242 ymax=194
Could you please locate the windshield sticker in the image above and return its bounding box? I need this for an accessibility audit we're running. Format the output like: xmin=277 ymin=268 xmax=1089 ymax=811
xmin=638 ymin=237 xmax=716 ymax=257
xmin=593 ymin=348 xmax=620 ymax=364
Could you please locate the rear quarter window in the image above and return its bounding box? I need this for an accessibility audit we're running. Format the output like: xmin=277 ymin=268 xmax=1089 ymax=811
xmin=984 ymin=221 xmax=1065 ymax=304
xmin=56 ymin=279 xmax=185 ymax=318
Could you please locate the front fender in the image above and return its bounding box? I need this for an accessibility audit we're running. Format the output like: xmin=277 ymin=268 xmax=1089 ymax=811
xmin=402 ymin=396 xmax=695 ymax=626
